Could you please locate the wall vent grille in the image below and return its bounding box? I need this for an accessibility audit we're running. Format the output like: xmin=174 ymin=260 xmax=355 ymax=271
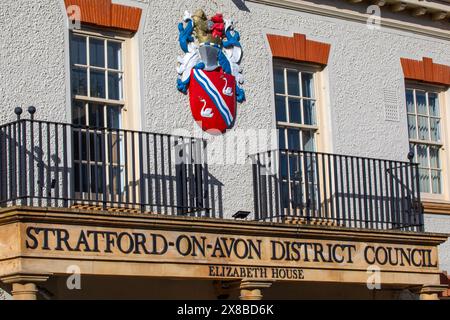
xmin=384 ymin=89 xmax=400 ymax=122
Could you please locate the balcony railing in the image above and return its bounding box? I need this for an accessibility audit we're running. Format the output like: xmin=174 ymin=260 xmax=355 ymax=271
xmin=251 ymin=149 xmax=424 ymax=232
xmin=0 ymin=108 xmax=426 ymax=232
xmin=0 ymin=108 xmax=210 ymax=216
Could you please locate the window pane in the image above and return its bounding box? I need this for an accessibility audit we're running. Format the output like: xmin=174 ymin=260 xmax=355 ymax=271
xmin=90 ymin=38 xmax=105 ymax=68
xmin=280 ymin=181 xmax=289 ymax=208
xmin=431 ymin=170 xmax=441 ymax=194
xmin=109 ymin=133 xmax=123 ymax=164
xmin=301 ymin=73 xmax=314 ymax=98
xmin=74 ymin=163 xmax=89 ymax=193
xmin=409 ymin=144 xmax=417 ymax=163
xmin=90 ymin=164 xmax=104 ymax=194
xmin=112 ymin=166 xmax=125 ymax=194
xmin=70 ymin=35 xmax=87 ymax=65
xmin=419 ymin=168 xmax=430 ymax=193
xmin=107 ymin=41 xmax=122 ymax=70
xmin=287 ymin=70 xmax=300 ymax=96
xmin=305 ymin=154 xmax=316 ymax=182
xmin=428 ymin=93 xmax=439 ymax=117
xmin=430 ymin=118 xmax=441 ymax=142
xmin=275 ymin=96 xmax=286 ymax=122
xmin=72 ymin=130 xmax=85 ymax=161
xmin=303 ymin=100 xmax=316 ymax=125
xmin=405 ymin=89 xmax=415 ymax=113
xmin=90 ymin=70 xmax=106 ymax=98
xmin=430 ymin=147 xmax=440 ymax=169
xmin=88 ymin=103 xmax=104 ymax=128
xmin=302 ymin=131 xmax=315 ymax=152
xmin=274 ymin=68 xmax=285 ymax=94
xmin=89 ymin=132 xmax=105 ymax=163
xmin=71 ymin=68 xmax=88 ymax=96
xmin=416 ymin=91 xmax=427 ymax=115
xmin=288 ymin=98 xmax=301 ymax=124
xmin=72 ymin=100 xmax=86 ymax=126
xmin=291 ymin=180 xmax=302 ymax=208
xmin=73 ymin=131 xmax=88 ymax=161
xmin=280 ymin=153 xmax=288 ymax=179
xmin=107 ymin=106 xmax=122 ymax=129
xmin=278 ymin=128 xmax=286 ymax=149
xmin=289 ymin=155 xmax=299 ymax=178
xmin=108 ymin=72 xmax=123 ymax=100
xmin=417 ymin=116 xmax=429 ymax=140
xmin=407 ymin=115 xmax=417 ymax=139
xmin=287 ymin=129 xmax=300 ymax=151
xmin=417 ymin=144 xmax=428 ymax=168
xmin=303 ymin=152 xmax=314 ymax=174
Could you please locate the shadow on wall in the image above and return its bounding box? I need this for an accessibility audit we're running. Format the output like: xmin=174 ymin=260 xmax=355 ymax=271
xmin=0 ymin=124 xmax=225 ymax=219
xmin=231 ymin=0 xmax=251 ymax=12
xmin=206 ymin=172 xmax=224 ymax=219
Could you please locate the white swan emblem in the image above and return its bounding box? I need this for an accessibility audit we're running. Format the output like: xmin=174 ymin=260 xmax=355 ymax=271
xmin=221 ymin=76 xmax=233 ymax=97
xmin=199 ymin=98 xmax=214 ymax=118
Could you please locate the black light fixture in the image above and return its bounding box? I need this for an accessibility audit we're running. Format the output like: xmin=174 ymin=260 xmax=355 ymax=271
xmin=232 ymin=211 xmax=251 ymax=219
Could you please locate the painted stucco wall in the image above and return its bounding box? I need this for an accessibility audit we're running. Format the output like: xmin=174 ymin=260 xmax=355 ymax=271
xmin=0 ymin=0 xmax=67 ymax=124
xmin=136 ymin=0 xmax=450 ymax=219
xmin=0 ymin=0 xmax=450 ymax=272
xmin=425 ymin=214 xmax=450 ymax=273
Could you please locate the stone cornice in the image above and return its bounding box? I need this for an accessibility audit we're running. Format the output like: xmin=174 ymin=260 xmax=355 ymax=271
xmin=246 ymin=0 xmax=450 ymax=40
xmin=423 ymin=200 xmax=450 ymax=215
xmin=0 ymin=206 xmax=446 ymax=288
xmin=0 ymin=206 xmax=447 ymax=246
xmin=0 ymin=273 xmax=51 ymax=284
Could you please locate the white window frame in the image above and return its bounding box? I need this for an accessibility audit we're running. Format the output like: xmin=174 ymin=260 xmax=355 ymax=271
xmin=69 ymin=28 xmax=128 ymax=196
xmin=273 ymin=60 xmax=321 ymax=152
xmin=70 ymin=29 xmax=126 ymax=114
xmin=406 ymin=81 xmax=449 ymax=200
xmin=273 ymin=60 xmax=325 ymax=212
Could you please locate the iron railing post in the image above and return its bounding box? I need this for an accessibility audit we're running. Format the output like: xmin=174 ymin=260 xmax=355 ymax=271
xmin=28 ymin=107 xmax=36 ymax=207
xmin=408 ymin=150 xmax=424 ymax=232
xmin=202 ymin=139 xmax=210 ymax=218
xmin=0 ymin=121 xmax=6 ymax=206
xmin=15 ymin=107 xmax=27 ymax=206
xmin=138 ymin=132 xmax=145 ymax=213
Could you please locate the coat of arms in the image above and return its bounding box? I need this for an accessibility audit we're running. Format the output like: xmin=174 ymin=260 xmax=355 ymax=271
xmin=177 ymin=10 xmax=245 ymax=134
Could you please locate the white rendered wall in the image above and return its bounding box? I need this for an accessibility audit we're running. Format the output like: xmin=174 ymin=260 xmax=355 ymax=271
xmin=424 ymin=214 xmax=450 ymax=273
xmin=0 ymin=0 xmax=67 ymax=124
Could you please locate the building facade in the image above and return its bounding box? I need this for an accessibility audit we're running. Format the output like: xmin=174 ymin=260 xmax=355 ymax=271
xmin=0 ymin=0 xmax=450 ymax=299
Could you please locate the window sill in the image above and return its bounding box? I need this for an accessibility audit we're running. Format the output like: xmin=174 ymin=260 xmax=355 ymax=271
xmin=422 ymin=200 xmax=450 ymax=216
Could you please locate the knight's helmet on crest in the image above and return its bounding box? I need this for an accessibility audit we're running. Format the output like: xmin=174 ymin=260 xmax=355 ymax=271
xmin=177 ymin=9 xmax=245 ymax=133
xmin=193 ymin=9 xmax=223 ymax=71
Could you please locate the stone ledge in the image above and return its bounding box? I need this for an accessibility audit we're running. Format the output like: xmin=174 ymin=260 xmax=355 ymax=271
xmin=0 ymin=206 xmax=448 ymax=246
xmin=423 ymin=200 xmax=450 ymax=215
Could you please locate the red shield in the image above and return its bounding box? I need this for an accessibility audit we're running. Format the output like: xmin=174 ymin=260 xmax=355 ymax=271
xmin=189 ymin=68 xmax=236 ymax=133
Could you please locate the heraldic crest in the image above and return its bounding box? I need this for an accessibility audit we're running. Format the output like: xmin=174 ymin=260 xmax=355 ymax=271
xmin=177 ymin=9 xmax=245 ymax=133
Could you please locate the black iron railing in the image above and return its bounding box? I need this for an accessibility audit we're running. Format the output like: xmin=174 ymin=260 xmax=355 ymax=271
xmin=251 ymin=149 xmax=424 ymax=231
xmin=0 ymin=108 xmax=210 ymax=216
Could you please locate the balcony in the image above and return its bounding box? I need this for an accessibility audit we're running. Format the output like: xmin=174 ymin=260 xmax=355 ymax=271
xmin=251 ymin=149 xmax=424 ymax=232
xmin=0 ymin=108 xmax=210 ymax=216
xmin=0 ymin=108 xmax=425 ymax=233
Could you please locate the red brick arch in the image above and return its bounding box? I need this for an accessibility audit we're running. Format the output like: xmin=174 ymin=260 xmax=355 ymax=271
xmin=401 ymin=57 xmax=450 ymax=86
xmin=266 ymin=33 xmax=331 ymax=66
xmin=64 ymin=0 xmax=142 ymax=33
